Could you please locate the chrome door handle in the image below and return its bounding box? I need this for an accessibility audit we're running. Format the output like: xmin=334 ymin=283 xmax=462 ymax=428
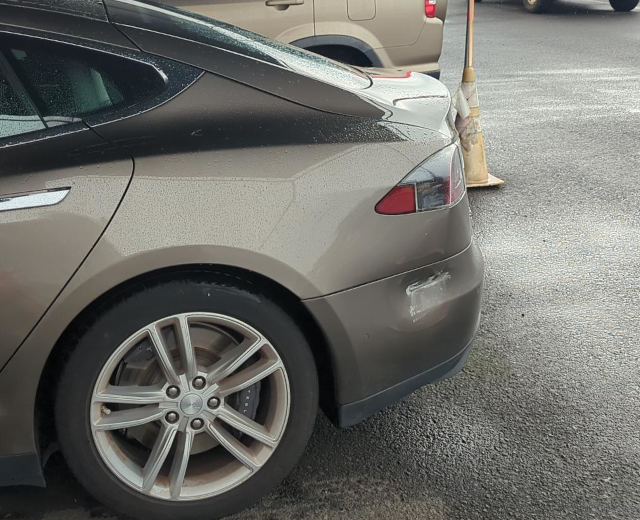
xmin=0 ymin=188 xmax=70 ymax=212
xmin=265 ymin=0 xmax=304 ymax=6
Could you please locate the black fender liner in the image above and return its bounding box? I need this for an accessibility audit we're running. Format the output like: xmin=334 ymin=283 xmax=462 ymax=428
xmin=291 ymin=35 xmax=383 ymax=68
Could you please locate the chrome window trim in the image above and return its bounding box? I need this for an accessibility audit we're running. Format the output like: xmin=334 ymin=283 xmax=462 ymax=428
xmin=0 ymin=188 xmax=70 ymax=212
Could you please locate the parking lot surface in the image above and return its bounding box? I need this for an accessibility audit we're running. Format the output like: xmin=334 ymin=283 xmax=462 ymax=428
xmin=1 ymin=1 xmax=639 ymax=519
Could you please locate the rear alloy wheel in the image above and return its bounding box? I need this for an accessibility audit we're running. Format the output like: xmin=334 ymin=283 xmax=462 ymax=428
xmin=523 ymin=0 xmax=553 ymax=12
xmin=56 ymin=277 xmax=318 ymax=520
xmin=609 ymin=0 xmax=638 ymax=10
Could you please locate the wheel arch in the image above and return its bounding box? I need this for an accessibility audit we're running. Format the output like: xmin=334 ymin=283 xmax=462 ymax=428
xmin=35 ymin=262 xmax=340 ymax=460
xmin=291 ymin=35 xmax=383 ymax=67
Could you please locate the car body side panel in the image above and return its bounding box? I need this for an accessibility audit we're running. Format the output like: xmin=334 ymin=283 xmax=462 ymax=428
xmin=313 ymin=1 xmax=445 ymax=71
xmin=436 ymin=0 xmax=448 ymax=21
xmin=87 ymin=72 xmax=470 ymax=297
xmin=0 ymin=127 xmax=133 ymax=370
xmin=160 ymin=0 xmax=315 ymax=43
xmin=374 ymin=19 xmax=445 ymax=72
xmin=347 ymin=0 xmax=376 ymax=22
xmin=315 ymin=0 xmax=425 ymax=48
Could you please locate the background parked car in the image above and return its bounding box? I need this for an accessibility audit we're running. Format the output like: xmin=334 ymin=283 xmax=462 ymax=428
xmin=476 ymin=0 xmax=638 ymax=13
xmin=161 ymin=0 xmax=448 ymax=77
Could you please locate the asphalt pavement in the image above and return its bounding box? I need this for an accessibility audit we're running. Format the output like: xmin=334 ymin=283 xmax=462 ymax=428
xmin=1 ymin=1 xmax=639 ymax=519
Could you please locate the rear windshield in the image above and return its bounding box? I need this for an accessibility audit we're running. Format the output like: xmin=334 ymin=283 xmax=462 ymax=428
xmin=110 ymin=0 xmax=371 ymax=90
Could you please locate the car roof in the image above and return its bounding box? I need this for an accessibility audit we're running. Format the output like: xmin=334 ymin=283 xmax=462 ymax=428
xmin=0 ymin=0 xmax=108 ymax=20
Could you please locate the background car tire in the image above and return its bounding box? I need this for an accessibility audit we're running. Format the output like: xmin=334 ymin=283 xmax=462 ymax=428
xmin=523 ymin=0 xmax=553 ymax=12
xmin=55 ymin=274 xmax=319 ymax=520
xmin=609 ymin=0 xmax=639 ymax=10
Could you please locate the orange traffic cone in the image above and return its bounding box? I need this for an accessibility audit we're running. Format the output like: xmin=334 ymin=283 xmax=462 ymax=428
xmin=455 ymin=0 xmax=503 ymax=188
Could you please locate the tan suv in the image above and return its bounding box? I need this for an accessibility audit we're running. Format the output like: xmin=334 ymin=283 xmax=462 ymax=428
xmin=162 ymin=0 xmax=448 ymax=77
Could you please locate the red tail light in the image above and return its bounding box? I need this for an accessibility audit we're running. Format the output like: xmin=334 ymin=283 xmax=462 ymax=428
xmin=425 ymin=0 xmax=437 ymax=18
xmin=375 ymin=185 xmax=416 ymax=215
xmin=376 ymin=143 xmax=465 ymax=216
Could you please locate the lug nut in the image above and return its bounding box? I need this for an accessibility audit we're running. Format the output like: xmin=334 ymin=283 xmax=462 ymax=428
xmin=191 ymin=418 xmax=204 ymax=430
xmin=192 ymin=376 xmax=206 ymax=390
xmin=207 ymin=397 xmax=220 ymax=409
xmin=166 ymin=386 xmax=180 ymax=398
xmin=166 ymin=411 xmax=179 ymax=424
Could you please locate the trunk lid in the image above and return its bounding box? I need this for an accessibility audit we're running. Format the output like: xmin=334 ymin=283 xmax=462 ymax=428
xmin=360 ymin=69 xmax=454 ymax=136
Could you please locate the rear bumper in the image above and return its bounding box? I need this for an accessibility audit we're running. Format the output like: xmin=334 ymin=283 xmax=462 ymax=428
xmin=337 ymin=332 xmax=474 ymax=427
xmin=304 ymin=239 xmax=484 ymax=427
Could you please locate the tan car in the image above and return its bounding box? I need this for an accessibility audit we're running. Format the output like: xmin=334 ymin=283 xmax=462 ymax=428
xmin=0 ymin=2 xmax=481 ymax=520
xmin=162 ymin=0 xmax=448 ymax=77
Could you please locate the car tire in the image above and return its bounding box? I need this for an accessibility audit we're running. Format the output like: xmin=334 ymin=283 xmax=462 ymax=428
xmin=55 ymin=274 xmax=319 ymax=520
xmin=609 ymin=0 xmax=638 ymax=10
xmin=523 ymin=0 xmax=553 ymax=12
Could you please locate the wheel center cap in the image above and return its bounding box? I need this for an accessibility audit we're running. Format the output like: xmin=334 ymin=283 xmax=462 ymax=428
xmin=179 ymin=394 xmax=204 ymax=416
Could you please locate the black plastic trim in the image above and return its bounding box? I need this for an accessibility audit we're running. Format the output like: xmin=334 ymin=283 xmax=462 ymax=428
xmin=337 ymin=337 xmax=475 ymax=428
xmin=0 ymin=49 xmax=47 ymax=128
xmin=0 ymin=453 xmax=45 ymax=487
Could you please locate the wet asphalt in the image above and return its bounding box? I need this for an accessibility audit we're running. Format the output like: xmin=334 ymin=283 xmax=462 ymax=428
xmin=1 ymin=1 xmax=639 ymax=519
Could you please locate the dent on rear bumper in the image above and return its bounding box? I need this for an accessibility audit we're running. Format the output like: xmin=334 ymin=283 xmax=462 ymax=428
xmin=304 ymin=240 xmax=484 ymax=426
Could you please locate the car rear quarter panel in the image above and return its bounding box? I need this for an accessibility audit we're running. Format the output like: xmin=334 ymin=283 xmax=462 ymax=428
xmin=88 ymin=72 xmax=468 ymax=297
xmin=0 ymin=72 xmax=468 ymax=457
xmin=315 ymin=0 xmax=425 ymax=48
xmin=378 ymin=18 xmax=444 ymax=71
xmin=314 ymin=0 xmax=444 ymax=69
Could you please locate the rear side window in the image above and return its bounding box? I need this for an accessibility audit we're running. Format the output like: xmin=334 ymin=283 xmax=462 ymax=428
xmin=0 ymin=35 xmax=166 ymax=122
xmin=0 ymin=68 xmax=45 ymax=139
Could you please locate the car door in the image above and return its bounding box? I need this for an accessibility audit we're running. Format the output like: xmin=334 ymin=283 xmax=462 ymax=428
xmin=0 ymin=32 xmax=169 ymax=369
xmin=162 ymin=0 xmax=314 ymax=43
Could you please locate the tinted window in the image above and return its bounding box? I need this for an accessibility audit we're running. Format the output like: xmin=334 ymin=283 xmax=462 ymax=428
xmin=0 ymin=69 xmax=45 ymax=139
xmin=1 ymin=35 xmax=166 ymax=121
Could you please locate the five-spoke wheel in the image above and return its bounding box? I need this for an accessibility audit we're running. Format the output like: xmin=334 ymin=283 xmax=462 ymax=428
xmin=56 ymin=277 xmax=318 ymax=520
